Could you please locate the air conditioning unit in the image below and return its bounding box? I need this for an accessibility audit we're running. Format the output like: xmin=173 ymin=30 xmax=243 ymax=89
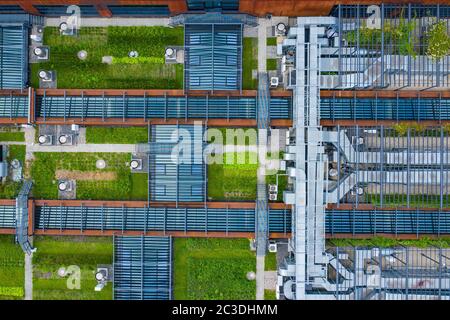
xmin=268 ymin=184 xmax=278 ymax=192
xmin=269 ymin=193 xmax=278 ymax=201
xmin=130 ymin=158 xmax=143 ymax=170
xmin=350 ymin=187 xmax=364 ymax=196
xmin=275 ymin=23 xmax=287 ymax=36
xmin=58 ymin=134 xmax=73 ymax=145
xmin=38 ymin=134 xmax=53 ymax=145
xmin=38 ymin=70 xmax=55 ymax=82
xmin=270 ymin=77 xmax=279 ymax=88
xmin=58 ymin=180 xmax=73 ymax=192
xmin=268 ymin=241 xmax=277 ymax=253
xmin=33 ymin=46 xmax=49 ymax=60
xmin=165 ymin=47 xmax=177 ymax=63
xmin=351 ymin=136 xmax=364 ymax=145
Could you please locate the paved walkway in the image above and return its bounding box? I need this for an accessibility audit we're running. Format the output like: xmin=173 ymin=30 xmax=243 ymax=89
xmin=45 ymin=17 xmax=170 ymax=27
xmin=258 ymin=18 xmax=268 ymax=72
xmin=28 ymin=143 xmax=136 ymax=153
xmin=24 ymin=238 xmax=33 ymax=300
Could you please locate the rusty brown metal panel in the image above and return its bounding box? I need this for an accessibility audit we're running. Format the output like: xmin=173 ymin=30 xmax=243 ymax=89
xmin=0 ymin=228 xmax=14 ymax=235
xmin=326 ymin=203 xmax=450 ymax=212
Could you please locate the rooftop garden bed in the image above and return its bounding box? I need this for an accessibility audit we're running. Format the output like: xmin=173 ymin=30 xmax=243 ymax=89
xmin=0 ymin=235 xmax=24 ymax=300
xmin=85 ymin=126 xmax=148 ymax=144
xmin=174 ymin=238 xmax=256 ymax=300
xmin=30 ymin=152 xmax=147 ymax=200
xmin=0 ymin=127 xmax=25 ymax=142
xmin=328 ymin=236 xmax=450 ymax=248
xmin=30 ymin=26 xmax=184 ymax=89
xmin=0 ymin=145 xmax=26 ymax=199
xmin=243 ymin=38 xmax=258 ymax=90
xmin=33 ymin=236 xmax=113 ymax=300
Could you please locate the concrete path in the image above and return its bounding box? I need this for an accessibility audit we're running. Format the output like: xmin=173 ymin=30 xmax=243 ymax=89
xmin=258 ymin=18 xmax=268 ymax=72
xmin=28 ymin=143 xmax=136 ymax=153
xmin=0 ymin=141 xmax=26 ymax=145
xmin=24 ymin=237 xmax=33 ymax=300
xmin=45 ymin=17 xmax=170 ymax=27
xmin=256 ymin=255 xmax=265 ymax=300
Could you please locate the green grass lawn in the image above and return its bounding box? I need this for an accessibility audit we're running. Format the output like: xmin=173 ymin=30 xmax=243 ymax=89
xmin=33 ymin=236 xmax=113 ymax=300
xmin=0 ymin=145 xmax=26 ymax=199
xmin=243 ymin=38 xmax=258 ymax=90
xmin=206 ymin=127 xmax=257 ymax=145
xmin=266 ymin=58 xmax=278 ymax=71
xmin=266 ymin=37 xmax=277 ymax=46
xmin=86 ymin=126 xmax=148 ymax=144
xmin=0 ymin=131 xmax=24 ymax=142
xmin=265 ymin=252 xmax=277 ymax=271
xmin=328 ymin=236 xmax=450 ymax=248
xmin=208 ymin=152 xmax=258 ymax=201
xmin=30 ymin=152 xmax=148 ymax=200
xmin=174 ymin=238 xmax=256 ymax=300
xmin=0 ymin=236 xmax=24 ymax=300
xmin=31 ymin=26 xmax=184 ymax=89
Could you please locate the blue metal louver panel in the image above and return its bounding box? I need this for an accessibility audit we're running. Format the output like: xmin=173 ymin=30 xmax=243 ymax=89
xmin=0 ymin=94 xmax=28 ymax=118
xmin=35 ymin=5 xmax=99 ymax=17
xmin=35 ymin=94 xmax=290 ymax=120
xmin=34 ymin=206 xmax=291 ymax=233
xmin=0 ymin=25 xmax=27 ymax=89
xmin=107 ymin=5 xmax=169 ymax=16
xmin=326 ymin=209 xmax=450 ymax=235
xmin=321 ymin=97 xmax=450 ymax=121
xmin=0 ymin=205 xmax=16 ymax=228
xmin=185 ymin=24 xmax=242 ymax=91
xmin=114 ymin=236 xmax=172 ymax=300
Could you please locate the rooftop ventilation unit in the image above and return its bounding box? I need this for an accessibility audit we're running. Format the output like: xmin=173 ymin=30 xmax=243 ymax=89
xmin=350 ymin=187 xmax=364 ymax=196
xmin=165 ymin=47 xmax=177 ymax=64
xmin=33 ymin=46 xmax=49 ymax=60
xmin=38 ymin=134 xmax=53 ymax=145
xmin=352 ymin=136 xmax=364 ymax=145
xmin=94 ymin=265 xmax=112 ymax=292
xmin=58 ymin=180 xmax=73 ymax=192
xmin=130 ymin=159 xmax=143 ymax=171
xmin=269 ymin=193 xmax=278 ymax=201
xmin=270 ymin=77 xmax=279 ymax=88
xmin=276 ymin=23 xmax=287 ymax=36
xmin=58 ymin=134 xmax=73 ymax=145
xmin=269 ymin=184 xmax=278 ymax=193
xmin=268 ymin=241 xmax=277 ymax=253
xmin=38 ymin=70 xmax=54 ymax=82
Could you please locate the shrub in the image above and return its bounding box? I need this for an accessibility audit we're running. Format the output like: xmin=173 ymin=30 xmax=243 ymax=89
xmin=426 ymin=21 xmax=450 ymax=60
xmin=112 ymin=56 xmax=165 ymax=65
xmin=0 ymin=286 xmax=24 ymax=297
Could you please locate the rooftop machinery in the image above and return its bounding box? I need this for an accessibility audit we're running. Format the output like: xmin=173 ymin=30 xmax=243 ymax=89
xmin=277 ymin=17 xmax=450 ymax=300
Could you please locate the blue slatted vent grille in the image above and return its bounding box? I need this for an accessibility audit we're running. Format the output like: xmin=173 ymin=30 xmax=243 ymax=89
xmin=0 ymin=205 xmax=16 ymax=228
xmin=35 ymin=94 xmax=291 ymax=120
xmin=107 ymin=5 xmax=169 ymax=16
xmin=0 ymin=94 xmax=28 ymax=118
xmin=150 ymin=125 xmax=205 ymax=202
xmin=187 ymin=0 xmax=239 ymax=11
xmin=321 ymin=97 xmax=450 ymax=121
xmin=326 ymin=209 xmax=450 ymax=235
xmin=35 ymin=5 xmax=99 ymax=16
xmin=185 ymin=24 xmax=242 ymax=91
xmin=0 ymin=6 xmax=25 ymax=13
xmin=0 ymin=25 xmax=27 ymax=89
xmin=114 ymin=236 xmax=172 ymax=300
xmin=34 ymin=206 xmax=291 ymax=233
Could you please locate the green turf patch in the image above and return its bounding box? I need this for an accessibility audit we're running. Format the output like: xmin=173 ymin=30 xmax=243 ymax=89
xmin=86 ymin=126 xmax=148 ymax=144
xmin=0 ymin=236 xmax=24 ymax=300
xmin=0 ymin=145 xmax=26 ymax=199
xmin=0 ymin=131 xmax=24 ymax=142
xmin=31 ymin=26 xmax=184 ymax=89
xmin=30 ymin=152 xmax=148 ymax=200
xmin=33 ymin=236 xmax=113 ymax=300
xmin=264 ymin=289 xmax=276 ymax=300
xmin=266 ymin=37 xmax=277 ymax=46
xmin=174 ymin=238 xmax=256 ymax=300
xmin=208 ymin=152 xmax=258 ymax=201
xmin=367 ymin=194 xmax=450 ymax=209
xmin=265 ymin=252 xmax=277 ymax=271
xmin=266 ymin=58 xmax=278 ymax=70
xmin=327 ymin=236 xmax=450 ymax=248
xmin=243 ymin=38 xmax=258 ymax=90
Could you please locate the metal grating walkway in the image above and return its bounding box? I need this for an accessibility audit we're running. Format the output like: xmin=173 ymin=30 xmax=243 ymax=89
xmin=114 ymin=235 xmax=172 ymax=300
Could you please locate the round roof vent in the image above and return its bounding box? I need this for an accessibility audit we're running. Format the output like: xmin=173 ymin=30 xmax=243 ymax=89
xmin=130 ymin=160 xmax=140 ymax=169
xmin=246 ymin=271 xmax=256 ymax=281
xmin=59 ymin=22 xmax=68 ymax=31
xmin=38 ymin=135 xmax=47 ymax=144
xmin=38 ymin=70 xmax=49 ymax=80
xmin=58 ymin=181 xmax=68 ymax=191
xmin=128 ymin=50 xmax=139 ymax=58
xmin=59 ymin=135 xmax=68 ymax=144
xmin=33 ymin=47 xmax=43 ymax=56
xmin=329 ymin=168 xmax=338 ymax=177
xmin=95 ymin=270 xmax=107 ymax=282
xmin=165 ymin=47 xmax=174 ymax=56
xmin=276 ymin=23 xmax=286 ymax=32
xmin=96 ymin=159 xmax=106 ymax=169
xmin=77 ymin=50 xmax=88 ymax=60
